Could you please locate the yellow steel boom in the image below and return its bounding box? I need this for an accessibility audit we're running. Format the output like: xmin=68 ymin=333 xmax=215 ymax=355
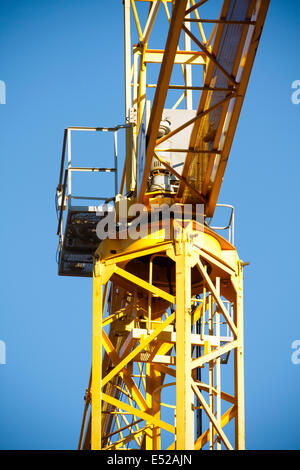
xmin=57 ymin=0 xmax=270 ymax=451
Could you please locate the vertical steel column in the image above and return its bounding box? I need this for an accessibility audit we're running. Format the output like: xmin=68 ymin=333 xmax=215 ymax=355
xmin=124 ymin=0 xmax=131 ymax=120
xmin=175 ymin=241 xmax=194 ymax=450
xmin=145 ymin=364 xmax=162 ymax=450
xmin=215 ymin=277 xmax=222 ymax=450
xmin=124 ymin=0 xmax=135 ymax=194
xmin=91 ymin=258 xmax=103 ymax=450
xmin=234 ymin=262 xmax=245 ymax=449
xmin=67 ymin=128 xmax=72 ymax=210
xmin=208 ymin=293 xmax=214 ymax=450
xmin=184 ymin=0 xmax=193 ymax=110
xmin=114 ymin=130 xmax=118 ymax=195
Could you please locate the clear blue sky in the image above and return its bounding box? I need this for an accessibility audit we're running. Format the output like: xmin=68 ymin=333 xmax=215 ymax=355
xmin=1 ymin=0 xmax=300 ymax=450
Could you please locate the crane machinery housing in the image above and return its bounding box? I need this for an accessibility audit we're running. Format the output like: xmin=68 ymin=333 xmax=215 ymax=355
xmin=56 ymin=0 xmax=270 ymax=451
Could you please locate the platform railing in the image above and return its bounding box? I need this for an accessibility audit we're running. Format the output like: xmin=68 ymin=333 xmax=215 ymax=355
xmin=56 ymin=124 xmax=131 ymax=246
xmin=206 ymin=203 xmax=235 ymax=245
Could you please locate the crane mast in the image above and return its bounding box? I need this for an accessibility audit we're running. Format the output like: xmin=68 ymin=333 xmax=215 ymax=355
xmin=56 ymin=0 xmax=269 ymax=451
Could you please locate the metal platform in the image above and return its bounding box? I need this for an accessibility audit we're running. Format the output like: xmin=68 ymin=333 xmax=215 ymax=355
xmin=56 ymin=125 xmax=130 ymax=277
xmin=56 ymin=125 xmax=235 ymax=277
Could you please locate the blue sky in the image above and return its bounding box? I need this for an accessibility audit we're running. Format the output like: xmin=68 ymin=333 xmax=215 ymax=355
xmin=0 ymin=0 xmax=300 ymax=450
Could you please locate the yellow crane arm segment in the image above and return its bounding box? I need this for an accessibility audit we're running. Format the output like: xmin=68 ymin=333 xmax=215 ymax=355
xmin=123 ymin=0 xmax=270 ymax=216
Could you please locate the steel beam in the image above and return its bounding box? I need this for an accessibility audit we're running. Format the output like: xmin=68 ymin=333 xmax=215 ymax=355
xmin=137 ymin=0 xmax=188 ymax=201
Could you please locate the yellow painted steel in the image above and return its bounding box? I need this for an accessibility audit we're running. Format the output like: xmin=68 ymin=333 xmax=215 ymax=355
xmin=74 ymin=0 xmax=269 ymax=452
xmin=174 ymin=242 xmax=194 ymax=449
xmin=91 ymin=263 xmax=102 ymax=450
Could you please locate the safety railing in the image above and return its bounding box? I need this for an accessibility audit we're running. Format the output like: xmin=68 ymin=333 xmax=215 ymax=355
xmin=56 ymin=124 xmax=132 ymax=245
xmin=206 ymin=203 xmax=235 ymax=245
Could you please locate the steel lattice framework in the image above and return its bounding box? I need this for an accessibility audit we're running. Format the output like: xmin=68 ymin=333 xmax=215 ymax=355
xmin=56 ymin=0 xmax=270 ymax=451
xmin=78 ymin=220 xmax=245 ymax=450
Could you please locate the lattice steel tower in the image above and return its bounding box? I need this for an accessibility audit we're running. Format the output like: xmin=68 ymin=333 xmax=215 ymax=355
xmin=56 ymin=0 xmax=269 ymax=450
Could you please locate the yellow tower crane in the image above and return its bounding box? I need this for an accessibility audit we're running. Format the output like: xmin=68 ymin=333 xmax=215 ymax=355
xmin=56 ymin=0 xmax=270 ymax=451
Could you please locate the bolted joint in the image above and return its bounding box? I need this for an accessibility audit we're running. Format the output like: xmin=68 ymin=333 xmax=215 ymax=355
xmin=84 ymin=388 xmax=91 ymax=403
